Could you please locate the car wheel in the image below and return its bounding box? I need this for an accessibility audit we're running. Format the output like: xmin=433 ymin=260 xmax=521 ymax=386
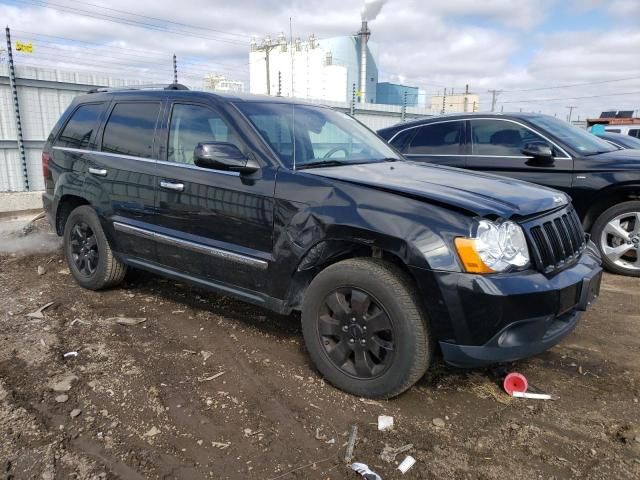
xmin=63 ymin=205 xmax=127 ymax=289
xmin=592 ymin=201 xmax=640 ymax=277
xmin=301 ymin=258 xmax=431 ymax=399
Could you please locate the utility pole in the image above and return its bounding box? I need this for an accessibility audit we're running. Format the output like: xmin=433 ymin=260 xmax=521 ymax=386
xmin=5 ymin=27 xmax=28 ymax=191
xmin=441 ymin=90 xmax=447 ymax=114
xmin=255 ymin=37 xmax=281 ymax=96
xmin=566 ymin=106 xmax=577 ymax=123
xmin=173 ymin=53 xmax=178 ymax=83
xmin=488 ymin=89 xmax=502 ymax=112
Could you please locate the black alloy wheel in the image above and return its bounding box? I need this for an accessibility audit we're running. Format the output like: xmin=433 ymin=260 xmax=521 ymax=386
xmin=318 ymin=287 xmax=395 ymax=379
xmin=63 ymin=205 xmax=127 ymax=290
xmin=70 ymin=221 xmax=99 ymax=277
xmin=301 ymin=257 xmax=432 ymax=399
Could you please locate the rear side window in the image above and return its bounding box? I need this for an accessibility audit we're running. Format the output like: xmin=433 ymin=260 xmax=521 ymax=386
xmin=471 ymin=119 xmax=546 ymax=156
xmin=56 ymin=103 xmax=105 ymax=149
xmin=406 ymin=122 xmax=463 ymax=155
xmin=388 ymin=129 xmax=415 ymax=152
xmin=102 ymin=102 xmax=161 ymax=158
xmin=629 ymin=129 xmax=640 ymax=138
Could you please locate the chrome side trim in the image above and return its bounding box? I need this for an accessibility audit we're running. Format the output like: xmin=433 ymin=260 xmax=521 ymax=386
xmin=387 ymin=117 xmax=572 ymax=160
xmin=114 ymin=222 xmax=155 ymax=240
xmin=404 ymin=153 xmax=569 ymax=160
xmin=52 ymin=146 xmax=241 ymax=177
xmin=113 ymin=222 xmax=268 ymax=270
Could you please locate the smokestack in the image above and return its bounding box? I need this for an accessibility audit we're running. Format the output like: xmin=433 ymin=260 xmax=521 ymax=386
xmin=359 ymin=20 xmax=370 ymax=104
xmin=358 ymin=0 xmax=387 ymax=104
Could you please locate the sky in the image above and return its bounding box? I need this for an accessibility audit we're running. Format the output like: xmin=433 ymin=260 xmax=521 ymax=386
xmin=1 ymin=0 xmax=639 ymax=119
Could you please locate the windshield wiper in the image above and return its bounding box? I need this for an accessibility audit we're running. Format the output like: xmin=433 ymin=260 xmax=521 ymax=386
xmin=296 ymin=160 xmax=354 ymax=170
xmin=584 ymin=150 xmax=614 ymax=156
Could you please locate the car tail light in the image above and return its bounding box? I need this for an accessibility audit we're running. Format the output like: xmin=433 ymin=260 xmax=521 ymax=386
xmin=42 ymin=151 xmax=50 ymax=179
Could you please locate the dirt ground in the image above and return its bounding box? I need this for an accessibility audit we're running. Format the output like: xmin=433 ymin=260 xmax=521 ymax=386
xmin=1 ymin=214 xmax=639 ymax=480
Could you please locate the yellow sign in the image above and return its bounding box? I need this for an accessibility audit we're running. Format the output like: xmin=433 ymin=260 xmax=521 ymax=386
xmin=15 ymin=41 xmax=34 ymax=53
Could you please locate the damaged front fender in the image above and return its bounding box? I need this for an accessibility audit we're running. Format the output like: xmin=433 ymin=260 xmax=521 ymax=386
xmin=268 ymin=169 xmax=472 ymax=307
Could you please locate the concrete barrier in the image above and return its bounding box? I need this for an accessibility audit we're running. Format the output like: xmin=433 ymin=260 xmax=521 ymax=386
xmin=0 ymin=191 xmax=43 ymax=217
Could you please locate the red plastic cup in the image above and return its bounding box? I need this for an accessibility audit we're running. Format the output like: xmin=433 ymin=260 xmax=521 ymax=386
xmin=503 ymin=372 xmax=528 ymax=395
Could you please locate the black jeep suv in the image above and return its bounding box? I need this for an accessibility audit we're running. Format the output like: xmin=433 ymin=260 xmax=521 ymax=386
xmin=378 ymin=113 xmax=640 ymax=277
xmin=42 ymin=86 xmax=602 ymax=398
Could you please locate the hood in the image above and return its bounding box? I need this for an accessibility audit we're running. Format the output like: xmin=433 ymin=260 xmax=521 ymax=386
xmin=581 ymin=148 xmax=640 ymax=171
xmin=304 ymin=161 xmax=568 ymax=219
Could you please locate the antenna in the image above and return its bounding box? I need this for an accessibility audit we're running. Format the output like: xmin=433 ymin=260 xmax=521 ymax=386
xmin=289 ymin=17 xmax=294 ymax=97
xmin=290 ymin=17 xmax=296 ymax=171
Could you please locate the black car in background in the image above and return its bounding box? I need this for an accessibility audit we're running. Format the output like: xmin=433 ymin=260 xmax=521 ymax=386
xmin=42 ymin=87 xmax=601 ymax=398
xmin=596 ymin=131 xmax=640 ymax=150
xmin=379 ymin=113 xmax=640 ymax=277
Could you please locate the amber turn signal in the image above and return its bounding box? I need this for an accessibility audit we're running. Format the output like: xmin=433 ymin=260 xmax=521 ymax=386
xmin=454 ymin=238 xmax=494 ymax=274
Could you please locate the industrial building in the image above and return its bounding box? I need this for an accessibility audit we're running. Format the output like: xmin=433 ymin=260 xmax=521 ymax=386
xmin=430 ymin=89 xmax=480 ymax=114
xmin=377 ymin=83 xmax=424 ymax=107
xmin=249 ymin=17 xmax=422 ymax=106
xmin=203 ymin=74 xmax=245 ymax=93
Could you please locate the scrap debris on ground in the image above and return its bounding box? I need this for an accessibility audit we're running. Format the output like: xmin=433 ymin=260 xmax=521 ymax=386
xmin=0 ymin=216 xmax=639 ymax=479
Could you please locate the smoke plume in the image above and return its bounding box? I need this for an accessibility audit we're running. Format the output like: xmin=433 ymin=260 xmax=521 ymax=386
xmin=361 ymin=0 xmax=388 ymax=21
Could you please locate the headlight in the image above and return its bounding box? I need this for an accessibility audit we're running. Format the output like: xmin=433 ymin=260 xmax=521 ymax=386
xmin=454 ymin=220 xmax=530 ymax=273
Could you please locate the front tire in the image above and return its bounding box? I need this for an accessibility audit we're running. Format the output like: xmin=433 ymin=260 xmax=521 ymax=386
xmin=301 ymin=258 xmax=431 ymax=399
xmin=63 ymin=206 xmax=127 ymax=290
xmin=592 ymin=201 xmax=640 ymax=277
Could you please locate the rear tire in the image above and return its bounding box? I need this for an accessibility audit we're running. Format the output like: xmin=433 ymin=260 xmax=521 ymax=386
xmin=592 ymin=201 xmax=640 ymax=277
xmin=301 ymin=258 xmax=431 ymax=399
xmin=63 ymin=206 xmax=127 ymax=290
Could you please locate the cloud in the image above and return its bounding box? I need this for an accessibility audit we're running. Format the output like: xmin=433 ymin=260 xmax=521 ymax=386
xmin=0 ymin=0 xmax=638 ymax=117
xmin=608 ymin=0 xmax=640 ymax=17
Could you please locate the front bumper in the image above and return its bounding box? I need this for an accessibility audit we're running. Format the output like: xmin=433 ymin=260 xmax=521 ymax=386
xmin=412 ymin=242 xmax=602 ymax=368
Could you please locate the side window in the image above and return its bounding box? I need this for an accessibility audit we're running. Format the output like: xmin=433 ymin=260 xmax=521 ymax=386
xmin=243 ymin=113 xmax=293 ymax=165
xmin=56 ymin=103 xmax=105 ymax=149
xmin=389 ymin=129 xmax=415 ymax=152
xmin=471 ymin=120 xmax=546 ymax=156
xmin=167 ymin=104 xmax=241 ymax=164
xmin=406 ymin=122 xmax=462 ymax=155
xmin=629 ymin=129 xmax=640 ymax=139
xmin=102 ymin=102 xmax=161 ymax=158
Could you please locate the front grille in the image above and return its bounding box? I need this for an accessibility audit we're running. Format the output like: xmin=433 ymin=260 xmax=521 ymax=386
xmin=525 ymin=207 xmax=586 ymax=273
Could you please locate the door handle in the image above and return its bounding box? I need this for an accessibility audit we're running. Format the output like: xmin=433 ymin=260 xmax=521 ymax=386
xmin=160 ymin=180 xmax=185 ymax=192
xmin=88 ymin=167 xmax=108 ymax=177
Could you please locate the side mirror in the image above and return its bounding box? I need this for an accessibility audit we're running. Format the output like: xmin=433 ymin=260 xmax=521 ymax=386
xmin=522 ymin=142 xmax=554 ymax=164
xmin=193 ymin=142 xmax=259 ymax=173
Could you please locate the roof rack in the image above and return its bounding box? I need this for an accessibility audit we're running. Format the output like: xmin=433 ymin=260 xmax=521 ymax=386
xmin=87 ymin=83 xmax=189 ymax=94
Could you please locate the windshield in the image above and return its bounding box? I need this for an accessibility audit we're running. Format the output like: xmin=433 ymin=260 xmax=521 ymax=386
xmin=528 ymin=115 xmax=617 ymax=156
xmin=604 ymin=134 xmax=640 ymax=149
xmin=234 ymin=102 xmax=402 ymax=169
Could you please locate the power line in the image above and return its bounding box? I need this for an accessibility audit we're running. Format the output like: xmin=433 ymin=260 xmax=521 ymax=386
xmin=501 ymin=76 xmax=640 ymax=93
xmin=499 ymin=90 xmax=640 ymax=104
xmin=62 ymin=0 xmax=251 ymax=40
xmin=11 ymin=31 xmax=250 ymax=72
xmin=14 ymin=0 xmax=249 ymax=46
